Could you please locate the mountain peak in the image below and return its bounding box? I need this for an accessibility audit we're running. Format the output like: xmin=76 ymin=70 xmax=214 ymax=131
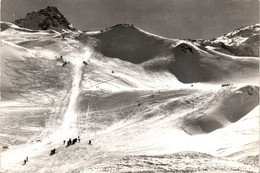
xmin=223 ymin=23 xmax=260 ymax=38
xmin=14 ymin=6 xmax=77 ymax=32
xmin=199 ymin=23 xmax=260 ymax=57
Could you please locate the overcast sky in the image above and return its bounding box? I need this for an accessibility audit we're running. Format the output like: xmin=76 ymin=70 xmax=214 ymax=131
xmin=1 ymin=0 xmax=259 ymax=39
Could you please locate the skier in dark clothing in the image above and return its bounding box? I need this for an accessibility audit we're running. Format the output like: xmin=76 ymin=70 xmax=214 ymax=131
xmin=62 ymin=61 xmax=68 ymax=67
xmin=88 ymin=140 xmax=91 ymax=145
xmin=72 ymin=138 xmax=77 ymax=145
xmin=22 ymin=156 xmax=28 ymax=165
xmin=67 ymin=138 xmax=72 ymax=147
xmin=50 ymin=148 xmax=56 ymax=156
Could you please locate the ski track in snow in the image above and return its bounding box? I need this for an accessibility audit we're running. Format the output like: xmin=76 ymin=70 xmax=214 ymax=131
xmin=0 ymin=21 xmax=259 ymax=172
xmin=1 ymin=48 xmax=93 ymax=170
xmin=50 ymin=48 xmax=92 ymax=141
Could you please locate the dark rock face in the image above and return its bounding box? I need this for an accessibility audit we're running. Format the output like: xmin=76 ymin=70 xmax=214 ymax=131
xmin=14 ymin=6 xmax=77 ymax=32
xmin=168 ymin=43 xmax=212 ymax=83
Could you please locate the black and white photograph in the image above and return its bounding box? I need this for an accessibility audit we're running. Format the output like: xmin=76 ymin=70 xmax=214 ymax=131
xmin=0 ymin=0 xmax=259 ymax=172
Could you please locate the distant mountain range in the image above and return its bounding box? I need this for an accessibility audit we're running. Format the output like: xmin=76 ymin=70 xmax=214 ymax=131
xmin=13 ymin=6 xmax=259 ymax=57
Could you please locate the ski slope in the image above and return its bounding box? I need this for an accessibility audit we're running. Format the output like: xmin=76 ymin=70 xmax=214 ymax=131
xmin=0 ymin=21 xmax=259 ymax=172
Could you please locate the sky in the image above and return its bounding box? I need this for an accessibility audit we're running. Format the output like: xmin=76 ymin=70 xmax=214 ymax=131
xmin=1 ymin=0 xmax=259 ymax=39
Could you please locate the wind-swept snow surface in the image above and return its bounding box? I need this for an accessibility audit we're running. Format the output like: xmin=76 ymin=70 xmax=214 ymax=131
xmin=0 ymin=18 xmax=259 ymax=173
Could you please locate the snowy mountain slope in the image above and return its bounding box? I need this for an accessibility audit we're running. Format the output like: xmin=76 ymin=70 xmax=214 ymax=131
xmin=79 ymin=25 xmax=259 ymax=84
xmin=182 ymin=85 xmax=259 ymax=134
xmin=86 ymin=24 xmax=174 ymax=64
xmin=0 ymin=7 xmax=259 ymax=172
xmin=197 ymin=24 xmax=260 ymax=57
xmin=2 ymin=87 xmax=258 ymax=172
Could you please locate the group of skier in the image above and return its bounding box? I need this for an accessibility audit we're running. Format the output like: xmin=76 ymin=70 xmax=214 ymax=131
xmin=57 ymin=55 xmax=89 ymax=67
xmin=23 ymin=136 xmax=92 ymax=165
xmin=23 ymin=55 xmax=94 ymax=166
xmin=65 ymin=136 xmax=80 ymax=148
xmin=49 ymin=136 xmax=92 ymax=156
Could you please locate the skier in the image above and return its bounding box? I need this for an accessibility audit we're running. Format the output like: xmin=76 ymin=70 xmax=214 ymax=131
xmin=58 ymin=55 xmax=63 ymax=61
xmin=83 ymin=61 xmax=88 ymax=65
xmin=88 ymin=140 xmax=91 ymax=145
xmin=72 ymin=138 xmax=77 ymax=145
xmin=50 ymin=148 xmax=56 ymax=156
xmin=67 ymin=138 xmax=72 ymax=147
xmin=62 ymin=61 xmax=68 ymax=67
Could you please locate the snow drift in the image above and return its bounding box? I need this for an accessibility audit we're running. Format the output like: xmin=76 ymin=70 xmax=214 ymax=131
xmin=182 ymin=85 xmax=259 ymax=134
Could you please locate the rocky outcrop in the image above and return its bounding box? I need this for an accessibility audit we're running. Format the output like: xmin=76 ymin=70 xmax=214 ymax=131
xmin=14 ymin=6 xmax=77 ymax=32
xmin=199 ymin=24 xmax=260 ymax=57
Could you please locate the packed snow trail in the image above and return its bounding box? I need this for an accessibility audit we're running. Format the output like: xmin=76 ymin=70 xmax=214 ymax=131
xmin=48 ymin=48 xmax=92 ymax=141
xmin=60 ymin=63 xmax=81 ymax=137
xmin=1 ymin=48 xmax=92 ymax=170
